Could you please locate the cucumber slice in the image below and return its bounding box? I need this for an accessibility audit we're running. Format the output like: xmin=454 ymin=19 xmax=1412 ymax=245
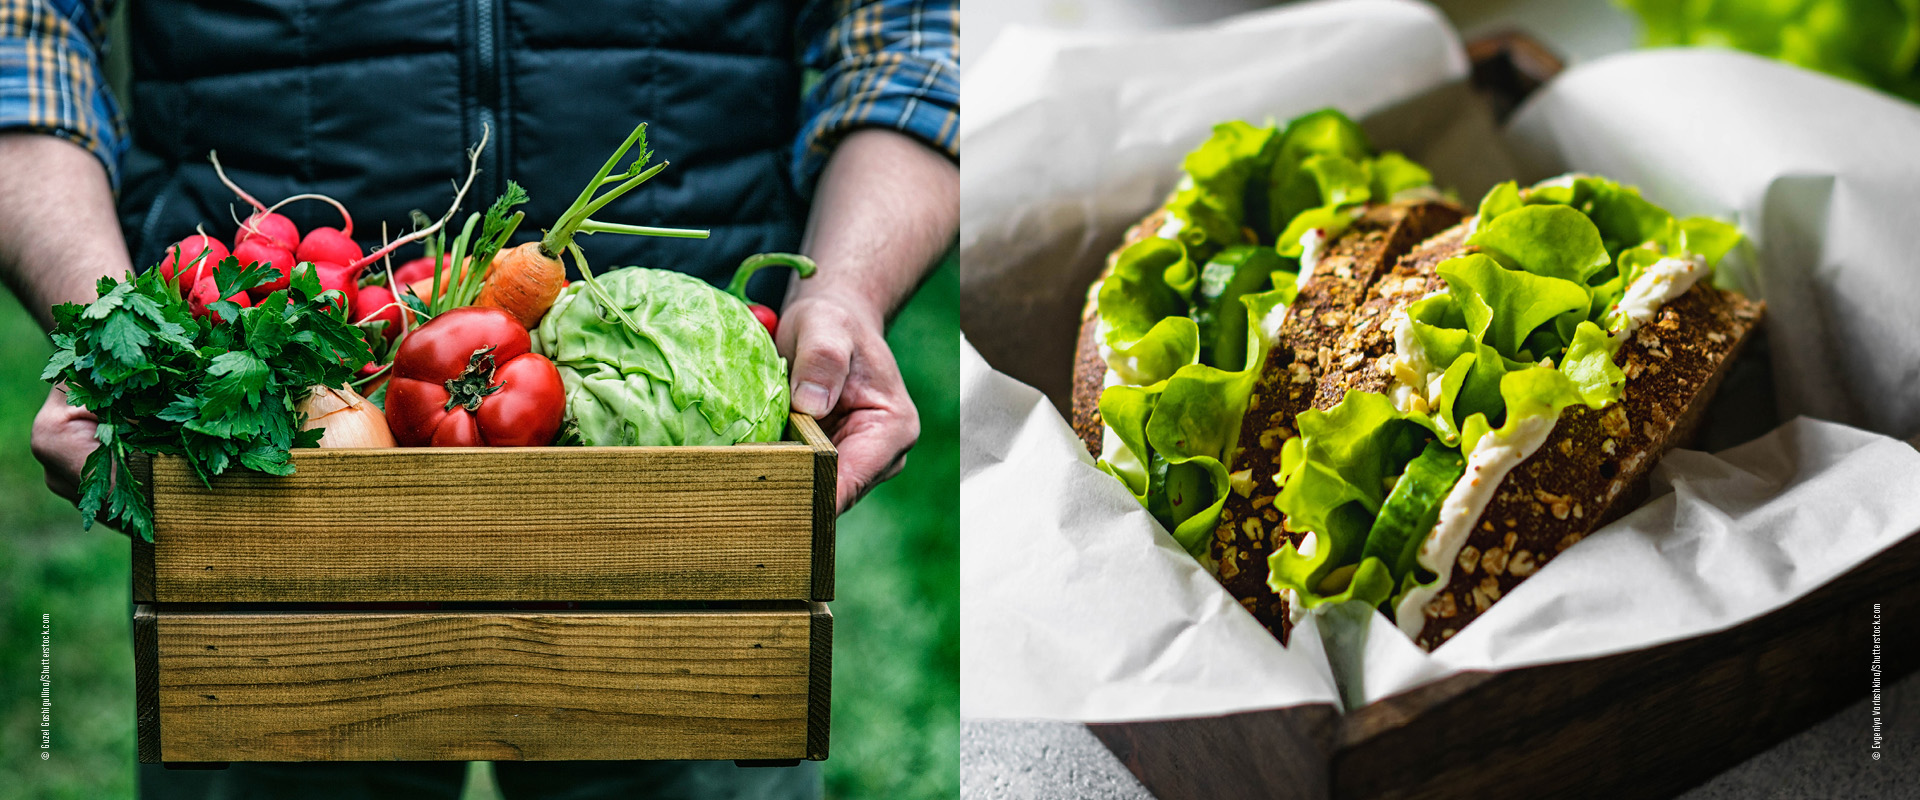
xmin=1193 ymin=245 xmax=1284 ymax=371
xmin=1361 ymin=441 xmax=1467 ymax=580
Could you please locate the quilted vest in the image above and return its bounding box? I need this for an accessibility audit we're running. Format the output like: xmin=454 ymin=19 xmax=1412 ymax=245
xmin=116 ymin=0 xmax=806 ymax=304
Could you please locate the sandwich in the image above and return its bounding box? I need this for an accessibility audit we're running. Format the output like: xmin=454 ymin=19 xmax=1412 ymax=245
xmin=1073 ymin=109 xmax=1763 ymax=650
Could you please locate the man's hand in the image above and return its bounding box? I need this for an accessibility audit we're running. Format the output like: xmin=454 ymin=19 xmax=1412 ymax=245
xmin=788 ymin=129 xmax=957 ymax=513
xmin=0 ymin=134 xmax=127 ymax=514
xmin=32 ymin=386 xmax=98 ymax=504
xmin=779 ymin=292 xmax=919 ymax=512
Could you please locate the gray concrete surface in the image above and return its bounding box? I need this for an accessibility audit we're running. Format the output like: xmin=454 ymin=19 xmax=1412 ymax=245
xmin=962 ymin=670 xmax=1920 ymax=799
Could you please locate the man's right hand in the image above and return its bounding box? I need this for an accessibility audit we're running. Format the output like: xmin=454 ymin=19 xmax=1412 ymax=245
xmin=32 ymin=386 xmax=98 ymax=504
xmin=0 ymin=134 xmax=131 ymax=511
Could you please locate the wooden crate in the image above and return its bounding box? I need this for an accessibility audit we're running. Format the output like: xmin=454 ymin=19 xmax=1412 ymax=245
xmin=1087 ymin=526 xmax=1920 ymax=799
xmin=132 ymin=413 xmax=836 ymax=765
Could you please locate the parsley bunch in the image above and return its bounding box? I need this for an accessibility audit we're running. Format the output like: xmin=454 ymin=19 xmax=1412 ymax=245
xmin=42 ymin=259 xmax=376 ymax=541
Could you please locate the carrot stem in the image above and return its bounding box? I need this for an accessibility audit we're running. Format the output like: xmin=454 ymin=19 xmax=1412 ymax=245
xmin=577 ymin=219 xmax=710 ymax=239
xmin=571 ymin=162 xmax=668 ymax=223
xmin=566 ymin=242 xmax=645 ymax=335
xmin=549 ymin=123 xmax=650 ymax=251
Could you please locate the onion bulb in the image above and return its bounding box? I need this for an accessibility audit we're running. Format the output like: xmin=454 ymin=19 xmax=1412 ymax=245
xmin=300 ymin=385 xmax=396 ymax=447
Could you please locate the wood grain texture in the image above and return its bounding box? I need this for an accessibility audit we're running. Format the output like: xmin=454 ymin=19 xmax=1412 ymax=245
xmin=1091 ymin=526 xmax=1920 ymax=799
xmin=134 ymin=605 xmax=160 ymax=764
xmin=791 ymin=413 xmax=838 ymax=601
xmin=1090 ymin=704 xmax=1343 ymax=800
xmin=145 ymin=441 xmax=826 ymax=603
xmin=142 ymin=604 xmax=825 ymax=762
xmin=808 ymin=602 xmax=833 ymax=760
xmin=128 ymin=454 xmax=156 ymax=602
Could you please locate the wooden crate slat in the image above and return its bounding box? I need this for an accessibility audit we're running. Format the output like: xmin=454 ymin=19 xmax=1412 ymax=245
xmin=790 ymin=413 xmax=838 ymax=601
xmin=143 ymin=444 xmax=818 ymax=602
xmin=141 ymin=604 xmax=824 ymax=762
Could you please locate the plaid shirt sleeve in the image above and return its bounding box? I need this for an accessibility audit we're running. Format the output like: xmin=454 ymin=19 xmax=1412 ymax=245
xmin=794 ymin=0 xmax=958 ymax=195
xmin=0 ymin=0 xmax=124 ymax=187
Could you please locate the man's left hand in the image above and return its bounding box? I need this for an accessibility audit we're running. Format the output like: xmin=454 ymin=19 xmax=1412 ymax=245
xmin=778 ymin=292 xmax=919 ymax=513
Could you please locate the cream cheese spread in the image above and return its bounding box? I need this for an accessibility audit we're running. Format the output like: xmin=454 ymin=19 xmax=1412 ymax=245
xmin=1392 ymin=413 xmax=1556 ymax=638
xmin=1613 ymin=254 xmax=1705 ymax=336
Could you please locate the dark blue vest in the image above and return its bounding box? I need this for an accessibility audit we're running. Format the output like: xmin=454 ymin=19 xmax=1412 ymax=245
xmin=116 ymin=0 xmax=806 ymax=304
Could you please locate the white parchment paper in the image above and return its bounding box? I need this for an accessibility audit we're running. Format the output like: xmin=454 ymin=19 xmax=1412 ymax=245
xmin=959 ymin=0 xmax=1920 ymax=721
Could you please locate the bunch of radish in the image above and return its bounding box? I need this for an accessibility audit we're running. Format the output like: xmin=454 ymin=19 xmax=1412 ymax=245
xmin=161 ymin=153 xmax=446 ymax=345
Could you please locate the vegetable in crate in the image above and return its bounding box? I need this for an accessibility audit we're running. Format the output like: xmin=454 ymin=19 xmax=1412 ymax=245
xmin=42 ymin=259 xmax=376 ymax=541
xmin=532 ymin=253 xmax=815 ymax=446
xmin=385 ymin=306 xmax=566 ymax=447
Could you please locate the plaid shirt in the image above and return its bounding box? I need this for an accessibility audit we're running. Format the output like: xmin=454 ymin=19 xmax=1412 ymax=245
xmin=0 ymin=0 xmax=958 ymax=193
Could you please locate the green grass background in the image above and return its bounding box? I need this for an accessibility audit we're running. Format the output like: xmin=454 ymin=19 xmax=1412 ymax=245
xmin=0 ymin=258 xmax=958 ymax=800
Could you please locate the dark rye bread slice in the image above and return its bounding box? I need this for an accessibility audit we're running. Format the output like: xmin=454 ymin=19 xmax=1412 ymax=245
xmin=1410 ymin=281 xmax=1764 ymax=650
xmin=1208 ymin=201 xmax=1465 ymax=643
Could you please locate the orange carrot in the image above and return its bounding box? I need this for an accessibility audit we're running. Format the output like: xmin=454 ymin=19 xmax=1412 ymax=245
xmin=474 ymin=241 xmax=568 ymax=328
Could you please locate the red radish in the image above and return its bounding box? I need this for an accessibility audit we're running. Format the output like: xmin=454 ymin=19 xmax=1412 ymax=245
xmin=297 ymin=226 xmax=361 ymax=266
xmin=748 ymin=303 xmax=779 ymax=338
xmin=158 ymin=233 xmax=230 ymax=292
xmin=269 ymin=192 xmax=362 ymax=266
xmin=187 ymin=275 xmax=253 ymax=321
xmin=355 ymin=283 xmax=403 ymax=344
xmin=312 ymin=262 xmax=361 ymax=315
xmin=209 ymin=150 xmax=301 ymax=251
xmin=393 ymin=255 xmax=449 ymax=286
xmin=235 ymin=239 xmax=295 ymax=298
xmin=237 ymin=211 xmax=300 ymax=250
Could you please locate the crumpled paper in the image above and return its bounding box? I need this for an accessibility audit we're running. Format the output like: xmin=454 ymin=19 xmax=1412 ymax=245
xmin=960 ymin=0 xmax=1920 ymax=721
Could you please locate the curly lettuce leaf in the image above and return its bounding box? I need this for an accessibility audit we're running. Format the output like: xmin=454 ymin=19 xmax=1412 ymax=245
xmin=1166 ymin=121 xmax=1280 ymax=253
xmin=1276 ymin=205 xmax=1361 ymax=257
xmin=1275 ymin=392 xmax=1427 ymax=532
xmin=1105 ymin=316 xmax=1200 ymax=389
xmin=1678 ymin=217 xmax=1744 ymax=266
xmin=1097 ymin=363 xmax=1257 ymax=557
xmin=1467 ymin=204 xmax=1614 ymax=284
xmin=1268 ymin=390 xmax=1430 ymax=611
xmin=1475 ymin=180 xmax=1523 ymax=228
xmin=1437 ymin=253 xmax=1591 ymax=359
xmin=1097 ymin=384 xmax=1159 ymax=499
xmin=1370 ymin=152 xmax=1434 ymax=200
xmin=1098 ymin=238 xmax=1202 ymax=383
xmin=1561 ymin=320 xmax=1627 ymax=407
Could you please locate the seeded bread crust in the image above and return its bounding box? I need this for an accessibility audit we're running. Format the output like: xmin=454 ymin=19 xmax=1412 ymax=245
xmin=1411 ymin=282 xmax=1764 ymax=650
xmin=1209 ymin=201 xmax=1465 ymax=643
xmin=1072 ymin=208 xmax=1179 ymax=458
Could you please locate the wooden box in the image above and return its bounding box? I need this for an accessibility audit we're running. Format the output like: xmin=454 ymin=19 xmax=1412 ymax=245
xmin=131 ymin=413 xmax=836 ymax=766
xmin=1087 ymin=526 xmax=1920 ymax=799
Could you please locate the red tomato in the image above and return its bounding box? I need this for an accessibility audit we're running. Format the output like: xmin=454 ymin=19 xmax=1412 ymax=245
xmin=383 ymin=306 xmax=564 ymax=447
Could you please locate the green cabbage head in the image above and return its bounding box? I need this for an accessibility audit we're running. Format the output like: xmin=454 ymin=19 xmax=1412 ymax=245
xmin=532 ymin=267 xmax=788 ymax=445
